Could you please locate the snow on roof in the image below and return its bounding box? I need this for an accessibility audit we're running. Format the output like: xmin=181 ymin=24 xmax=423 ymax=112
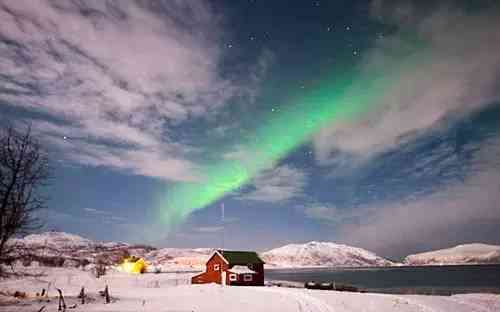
xmin=228 ymin=265 xmax=256 ymax=274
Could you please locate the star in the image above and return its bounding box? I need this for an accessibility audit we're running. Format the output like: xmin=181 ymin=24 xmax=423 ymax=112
xmin=353 ymin=50 xmax=358 ymax=56
xmin=327 ymin=26 xmax=332 ymax=32
xmin=63 ymin=136 xmax=68 ymax=140
xmin=346 ymin=26 xmax=351 ymax=31
xmin=227 ymin=43 xmax=233 ymax=48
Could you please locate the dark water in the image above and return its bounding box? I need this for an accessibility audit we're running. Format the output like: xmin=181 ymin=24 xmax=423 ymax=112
xmin=266 ymin=264 xmax=500 ymax=295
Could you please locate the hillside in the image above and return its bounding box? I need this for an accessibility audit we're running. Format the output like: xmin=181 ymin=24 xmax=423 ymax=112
xmin=404 ymin=243 xmax=500 ymax=265
xmin=145 ymin=248 xmax=213 ymax=271
xmin=5 ymin=231 xmax=154 ymax=268
xmin=262 ymin=241 xmax=393 ymax=268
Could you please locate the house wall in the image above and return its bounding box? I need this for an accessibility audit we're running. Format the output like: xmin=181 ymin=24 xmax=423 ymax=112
xmin=226 ymin=263 xmax=264 ymax=286
xmin=191 ymin=253 xmax=228 ymax=284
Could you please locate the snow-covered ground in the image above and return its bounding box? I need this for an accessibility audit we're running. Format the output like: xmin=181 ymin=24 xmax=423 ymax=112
xmin=405 ymin=244 xmax=500 ymax=265
xmin=262 ymin=241 xmax=393 ymax=268
xmin=1 ymin=266 xmax=499 ymax=312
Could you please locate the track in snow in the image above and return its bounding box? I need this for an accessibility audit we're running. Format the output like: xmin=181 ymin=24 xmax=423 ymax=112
xmin=252 ymin=287 xmax=334 ymax=312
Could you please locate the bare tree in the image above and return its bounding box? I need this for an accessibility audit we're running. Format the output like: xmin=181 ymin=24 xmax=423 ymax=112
xmin=0 ymin=125 xmax=50 ymax=265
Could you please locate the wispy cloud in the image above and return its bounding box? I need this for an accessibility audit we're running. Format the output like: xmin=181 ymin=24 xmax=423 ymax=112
xmin=236 ymin=165 xmax=307 ymax=203
xmin=196 ymin=226 xmax=224 ymax=233
xmin=304 ymin=204 xmax=376 ymax=224
xmin=83 ymin=208 xmax=108 ymax=215
xmin=83 ymin=207 xmax=127 ymax=223
xmin=335 ymin=136 xmax=500 ymax=257
xmin=314 ymin=0 xmax=500 ymax=165
xmin=0 ymin=0 xmax=265 ymax=181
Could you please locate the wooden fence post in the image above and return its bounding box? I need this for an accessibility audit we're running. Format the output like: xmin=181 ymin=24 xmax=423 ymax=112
xmin=78 ymin=286 xmax=85 ymax=304
xmin=104 ymin=285 xmax=110 ymax=304
xmin=56 ymin=288 xmax=66 ymax=311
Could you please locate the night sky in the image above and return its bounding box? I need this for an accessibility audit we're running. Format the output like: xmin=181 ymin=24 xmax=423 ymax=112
xmin=1 ymin=0 xmax=500 ymax=259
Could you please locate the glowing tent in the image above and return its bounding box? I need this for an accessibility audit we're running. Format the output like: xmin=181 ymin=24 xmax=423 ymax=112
xmin=118 ymin=257 xmax=147 ymax=274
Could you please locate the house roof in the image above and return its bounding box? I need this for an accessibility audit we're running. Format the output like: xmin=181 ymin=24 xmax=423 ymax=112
xmin=217 ymin=250 xmax=265 ymax=265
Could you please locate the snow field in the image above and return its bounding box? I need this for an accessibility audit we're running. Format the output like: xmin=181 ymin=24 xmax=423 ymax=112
xmin=1 ymin=267 xmax=499 ymax=312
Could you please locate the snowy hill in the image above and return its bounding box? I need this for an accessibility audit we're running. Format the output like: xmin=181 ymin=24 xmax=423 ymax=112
xmin=11 ymin=231 xmax=97 ymax=250
xmin=404 ymin=243 xmax=500 ymax=265
xmin=6 ymin=231 xmax=154 ymax=267
xmin=261 ymin=241 xmax=393 ymax=268
xmin=145 ymin=248 xmax=213 ymax=271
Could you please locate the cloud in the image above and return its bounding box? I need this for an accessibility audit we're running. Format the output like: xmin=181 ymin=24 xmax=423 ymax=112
xmin=304 ymin=204 xmax=376 ymax=224
xmin=0 ymin=0 xmax=264 ymax=181
xmin=314 ymin=0 xmax=500 ymax=165
xmin=335 ymin=136 xmax=500 ymax=258
xmin=236 ymin=165 xmax=307 ymax=203
xmin=83 ymin=207 xmax=108 ymax=215
xmin=83 ymin=207 xmax=127 ymax=223
xmin=196 ymin=226 xmax=224 ymax=233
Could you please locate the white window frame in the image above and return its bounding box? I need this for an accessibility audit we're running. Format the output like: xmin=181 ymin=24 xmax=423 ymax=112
xmin=214 ymin=264 xmax=220 ymax=271
xmin=229 ymin=273 xmax=237 ymax=281
xmin=243 ymin=274 xmax=253 ymax=282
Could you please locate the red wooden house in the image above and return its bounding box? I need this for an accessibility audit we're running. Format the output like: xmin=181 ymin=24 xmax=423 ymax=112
xmin=191 ymin=250 xmax=265 ymax=286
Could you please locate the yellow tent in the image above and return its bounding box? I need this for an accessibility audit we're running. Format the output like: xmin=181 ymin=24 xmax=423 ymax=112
xmin=119 ymin=257 xmax=147 ymax=274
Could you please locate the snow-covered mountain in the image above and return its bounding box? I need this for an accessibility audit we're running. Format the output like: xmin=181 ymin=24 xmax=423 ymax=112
xmin=15 ymin=232 xmax=499 ymax=270
xmin=6 ymin=231 xmax=154 ymax=267
xmin=404 ymin=243 xmax=500 ymax=265
xmin=261 ymin=241 xmax=393 ymax=268
xmin=11 ymin=231 xmax=97 ymax=250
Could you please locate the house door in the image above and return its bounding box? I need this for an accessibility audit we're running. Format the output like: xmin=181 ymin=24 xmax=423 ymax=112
xmin=221 ymin=271 xmax=226 ymax=286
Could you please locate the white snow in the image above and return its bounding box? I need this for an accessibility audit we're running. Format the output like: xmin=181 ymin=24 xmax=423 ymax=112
xmin=10 ymin=232 xmax=96 ymax=250
xmin=405 ymin=243 xmax=500 ymax=265
xmin=0 ymin=266 xmax=498 ymax=312
xmin=262 ymin=241 xmax=393 ymax=268
xmin=144 ymin=247 xmax=213 ymax=271
xmin=229 ymin=265 xmax=256 ymax=274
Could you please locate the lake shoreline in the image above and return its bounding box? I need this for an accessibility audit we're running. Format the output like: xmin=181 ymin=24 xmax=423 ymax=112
xmin=265 ymin=264 xmax=500 ymax=295
xmin=266 ymin=263 xmax=500 ymax=271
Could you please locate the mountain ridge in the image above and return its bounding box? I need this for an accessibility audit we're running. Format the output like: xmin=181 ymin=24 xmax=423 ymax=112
xmin=404 ymin=243 xmax=500 ymax=265
xmin=261 ymin=241 xmax=393 ymax=268
xmin=8 ymin=232 xmax=499 ymax=269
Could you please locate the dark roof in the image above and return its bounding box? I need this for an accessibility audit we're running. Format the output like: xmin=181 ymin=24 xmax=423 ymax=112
xmin=217 ymin=250 xmax=265 ymax=265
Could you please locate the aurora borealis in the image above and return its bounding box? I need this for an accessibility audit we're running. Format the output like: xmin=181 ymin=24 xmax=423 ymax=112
xmin=157 ymin=32 xmax=428 ymax=228
xmin=158 ymin=70 xmax=390 ymax=226
xmin=2 ymin=0 xmax=500 ymax=258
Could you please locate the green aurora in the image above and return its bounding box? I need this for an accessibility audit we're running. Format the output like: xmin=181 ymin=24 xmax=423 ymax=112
xmin=157 ymin=49 xmax=425 ymax=228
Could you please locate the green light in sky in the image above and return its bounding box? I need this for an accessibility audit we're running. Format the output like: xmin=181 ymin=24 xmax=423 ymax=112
xmin=151 ymin=23 xmax=433 ymax=232
xmin=157 ymin=66 xmax=395 ymax=228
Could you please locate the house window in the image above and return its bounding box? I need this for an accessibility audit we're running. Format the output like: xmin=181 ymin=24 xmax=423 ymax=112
xmin=243 ymin=274 xmax=253 ymax=282
xmin=214 ymin=264 xmax=220 ymax=271
xmin=229 ymin=273 xmax=237 ymax=281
